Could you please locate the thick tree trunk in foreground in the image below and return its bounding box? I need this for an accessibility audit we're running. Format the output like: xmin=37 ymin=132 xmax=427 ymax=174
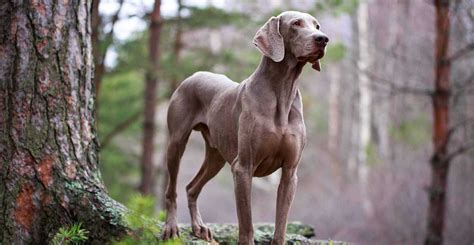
xmin=139 ymin=0 xmax=162 ymax=194
xmin=425 ymin=1 xmax=451 ymax=244
xmin=0 ymin=0 xmax=126 ymax=243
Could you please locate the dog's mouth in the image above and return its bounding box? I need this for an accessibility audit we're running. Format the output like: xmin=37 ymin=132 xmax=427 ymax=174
xmin=305 ymin=50 xmax=325 ymax=71
xmin=298 ymin=50 xmax=325 ymax=63
xmin=309 ymin=50 xmax=325 ymax=61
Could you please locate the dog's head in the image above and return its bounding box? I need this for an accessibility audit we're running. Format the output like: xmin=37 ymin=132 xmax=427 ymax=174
xmin=253 ymin=11 xmax=329 ymax=71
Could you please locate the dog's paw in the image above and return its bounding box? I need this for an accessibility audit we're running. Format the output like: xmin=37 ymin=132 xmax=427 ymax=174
xmin=162 ymin=222 xmax=180 ymax=240
xmin=192 ymin=223 xmax=213 ymax=241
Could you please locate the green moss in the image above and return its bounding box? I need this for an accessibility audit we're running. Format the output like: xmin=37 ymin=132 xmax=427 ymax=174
xmin=95 ymin=192 xmax=127 ymax=226
xmin=286 ymin=222 xmax=316 ymax=238
xmin=65 ymin=181 xmax=84 ymax=191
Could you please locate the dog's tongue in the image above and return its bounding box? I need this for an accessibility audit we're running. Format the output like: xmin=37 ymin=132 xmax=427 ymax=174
xmin=312 ymin=60 xmax=321 ymax=72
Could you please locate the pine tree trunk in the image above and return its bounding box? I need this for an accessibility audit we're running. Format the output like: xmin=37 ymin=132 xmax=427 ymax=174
xmin=139 ymin=0 xmax=162 ymax=195
xmin=0 ymin=0 xmax=127 ymax=243
xmin=425 ymin=1 xmax=451 ymax=244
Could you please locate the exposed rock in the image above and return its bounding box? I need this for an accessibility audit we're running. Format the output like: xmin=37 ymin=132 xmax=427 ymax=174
xmin=164 ymin=222 xmax=348 ymax=244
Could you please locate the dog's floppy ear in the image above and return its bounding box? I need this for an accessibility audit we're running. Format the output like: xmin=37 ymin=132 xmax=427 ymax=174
xmin=253 ymin=16 xmax=284 ymax=62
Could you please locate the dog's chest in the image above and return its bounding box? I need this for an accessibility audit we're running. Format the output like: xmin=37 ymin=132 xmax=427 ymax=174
xmin=252 ymin=123 xmax=305 ymax=177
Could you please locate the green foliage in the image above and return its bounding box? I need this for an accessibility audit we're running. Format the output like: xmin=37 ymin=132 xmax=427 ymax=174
xmin=113 ymin=32 xmax=148 ymax=73
xmin=98 ymin=71 xmax=143 ymax=137
xmin=99 ymin=144 xmax=139 ymax=204
xmin=324 ymin=42 xmax=347 ymax=63
xmin=182 ymin=6 xmax=248 ymax=28
xmin=314 ymin=0 xmax=359 ymax=15
xmin=158 ymin=210 xmax=167 ymax=222
xmin=390 ymin=116 xmax=431 ymax=148
xmin=115 ymin=195 xmax=170 ymax=244
xmin=126 ymin=194 xmax=157 ymax=218
xmin=51 ymin=223 xmax=89 ymax=245
xmin=97 ymin=70 xmax=145 ymax=204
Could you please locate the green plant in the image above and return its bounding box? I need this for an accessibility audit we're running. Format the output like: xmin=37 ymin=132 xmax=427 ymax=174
xmin=114 ymin=195 xmax=181 ymax=244
xmin=51 ymin=223 xmax=89 ymax=245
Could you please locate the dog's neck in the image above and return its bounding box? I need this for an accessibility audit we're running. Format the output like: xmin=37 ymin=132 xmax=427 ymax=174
xmin=248 ymin=54 xmax=306 ymax=125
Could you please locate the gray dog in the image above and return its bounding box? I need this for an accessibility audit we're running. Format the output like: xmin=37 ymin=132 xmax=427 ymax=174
xmin=162 ymin=11 xmax=329 ymax=245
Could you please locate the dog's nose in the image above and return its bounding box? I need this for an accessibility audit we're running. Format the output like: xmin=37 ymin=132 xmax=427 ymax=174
xmin=314 ymin=34 xmax=329 ymax=46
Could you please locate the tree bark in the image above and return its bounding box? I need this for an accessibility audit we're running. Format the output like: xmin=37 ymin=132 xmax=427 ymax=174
xmin=0 ymin=0 xmax=127 ymax=243
xmin=139 ymin=0 xmax=162 ymax=195
xmin=425 ymin=1 xmax=451 ymax=244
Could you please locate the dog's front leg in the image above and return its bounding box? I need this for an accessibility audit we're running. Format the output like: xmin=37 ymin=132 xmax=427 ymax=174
xmin=272 ymin=167 xmax=298 ymax=245
xmin=231 ymin=157 xmax=254 ymax=245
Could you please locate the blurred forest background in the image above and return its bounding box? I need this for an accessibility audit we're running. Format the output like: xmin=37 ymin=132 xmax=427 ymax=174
xmin=92 ymin=0 xmax=474 ymax=244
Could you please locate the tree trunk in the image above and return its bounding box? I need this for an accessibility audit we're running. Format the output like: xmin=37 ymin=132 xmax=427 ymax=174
xmin=0 ymin=0 xmax=127 ymax=243
xmin=425 ymin=1 xmax=451 ymax=244
xmin=170 ymin=0 xmax=183 ymax=92
xmin=356 ymin=0 xmax=373 ymax=217
xmin=91 ymin=0 xmax=123 ymax=100
xmin=139 ymin=0 xmax=162 ymax=195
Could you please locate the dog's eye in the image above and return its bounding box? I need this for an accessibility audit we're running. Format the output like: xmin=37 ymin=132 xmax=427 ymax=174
xmin=315 ymin=24 xmax=320 ymax=30
xmin=292 ymin=20 xmax=303 ymax=27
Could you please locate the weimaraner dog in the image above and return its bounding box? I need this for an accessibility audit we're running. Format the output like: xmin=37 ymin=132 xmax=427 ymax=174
xmin=162 ymin=11 xmax=329 ymax=244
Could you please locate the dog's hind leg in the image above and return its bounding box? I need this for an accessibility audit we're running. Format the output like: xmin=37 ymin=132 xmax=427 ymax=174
xmin=162 ymin=101 xmax=194 ymax=240
xmin=186 ymin=131 xmax=225 ymax=241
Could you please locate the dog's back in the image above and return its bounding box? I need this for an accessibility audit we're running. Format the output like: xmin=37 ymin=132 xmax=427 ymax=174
xmin=172 ymin=71 xmax=236 ymax=107
xmin=167 ymin=71 xmax=238 ymax=138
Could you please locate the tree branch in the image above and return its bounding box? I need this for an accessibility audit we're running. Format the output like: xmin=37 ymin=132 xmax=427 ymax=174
xmin=449 ymin=42 xmax=474 ymax=62
xmin=446 ymin=141 xmax=474 ymax=162
xmin=103 ymin=0 xmax=124 ymax=56
xmin=362 ymin=68 xmax=434 ymax=96
xmin=446 ymin=118 xmax=474 ymax=146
